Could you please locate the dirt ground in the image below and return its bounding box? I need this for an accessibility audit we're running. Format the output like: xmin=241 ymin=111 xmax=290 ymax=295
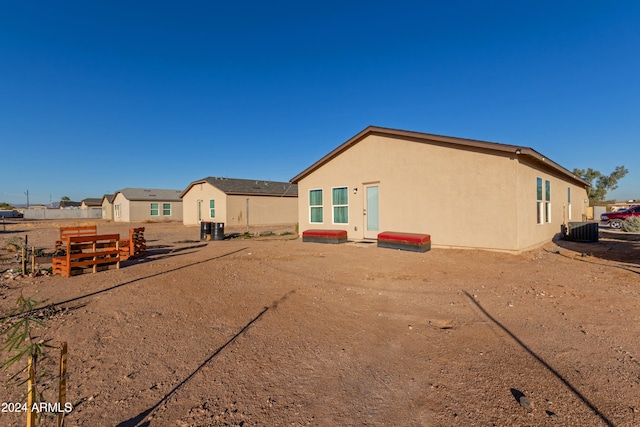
xmin=0 ymin=219 xmax=639 ymax=427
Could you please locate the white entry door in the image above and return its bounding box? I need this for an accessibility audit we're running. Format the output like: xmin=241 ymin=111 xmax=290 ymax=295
xmin=364 ymin=185 xmax=379 ymax=239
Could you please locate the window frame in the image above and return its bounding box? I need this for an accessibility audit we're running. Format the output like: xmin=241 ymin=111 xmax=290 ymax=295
xmin=331 ymin=186 xmax=349 ymax=224
xmin=162 ymin=203 xmax=171 ymax=216
xmin=309 ymin=189 xmax=323 ymax=224
xmin=545 ymin=180 xmax=551 ymax=223
xmin=209 ymin=199 xmax=215 ymax=219
xmin=536 ymin=178 xmax=543 ymax=225
xmin=150 ymin=203 xmax=159 ymax=216
xmin=567 ymin=187 xmax=572 ymax=220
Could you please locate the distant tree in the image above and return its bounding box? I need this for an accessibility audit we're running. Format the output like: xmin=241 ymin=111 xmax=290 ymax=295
xmin=0 ymin=202 xmax=14 ymax=210
xmin=573 ymin=165 xmax=629 ymax=204
xmin=60 ymin=196 xmax=70 ymax=201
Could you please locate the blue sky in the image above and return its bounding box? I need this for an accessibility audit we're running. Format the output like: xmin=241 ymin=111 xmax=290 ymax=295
xmin=1 ymin=1 xmax=638 ymax=205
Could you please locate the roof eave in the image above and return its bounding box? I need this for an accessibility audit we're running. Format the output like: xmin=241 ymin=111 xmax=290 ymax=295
xmin=518 ymin=148 xmax=591 ymax=187
xmin=291 ymin=126 xmax=591 ymax=188
xmin=224 ymin=192 xmax=298 ymax=197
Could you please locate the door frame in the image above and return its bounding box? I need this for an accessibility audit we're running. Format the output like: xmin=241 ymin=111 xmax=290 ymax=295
xmin=363 ymin=183 xmax=379 ymax=239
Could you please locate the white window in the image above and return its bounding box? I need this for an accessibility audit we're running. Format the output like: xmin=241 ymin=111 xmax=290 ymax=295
xmin=114 ymin=204 xmax=121 ymax=218
xmin=309 ymin=189 xmax=323 ymax=223
xmin=332 ymin=187 xmax=348 ymax=224
xmin=536 ymin=178 xmax=543 ymax=224
xmin=209 ymin=200 xmax=215 ymax=218
xmin=162 ymin=203 xmax=171 ymax=216
xmin=150 ymin=203 xmax=159 ymax=216
xmin=545 ymin=180 xmax=551 ymax=223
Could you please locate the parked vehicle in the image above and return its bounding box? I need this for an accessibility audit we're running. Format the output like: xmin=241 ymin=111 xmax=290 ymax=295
xmin=0 ymin=209 xmax=23 ymax=218
xmin=600 ymin=205 xmax=640 ymax=229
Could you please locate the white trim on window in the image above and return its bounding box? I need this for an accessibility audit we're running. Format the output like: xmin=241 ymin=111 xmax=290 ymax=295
xmin=162 ymin=203 xmax=171 ymax=216
xmin=545 ymin=180 xmax=551 ymax=223
xmin=309 ymin=188 xmax=323 ymax=224
xmin=536 ymin=177 xmax=543 ymax=225
xmin=331 ymin=186 xmax=349 ymax=224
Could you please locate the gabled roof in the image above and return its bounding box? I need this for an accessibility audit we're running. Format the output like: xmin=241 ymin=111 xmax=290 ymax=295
xmin=180 ymin=177 xmax=298 ymax=198
xmin=101 ymin=194 xmax=115 ymax=204
xmin=290 ymin=126 xmax=590 ymax=187
xmin=81 ymin=198 xmax=103 ymax=207
xmin=114 ymin=188 xmax=183 ymax=202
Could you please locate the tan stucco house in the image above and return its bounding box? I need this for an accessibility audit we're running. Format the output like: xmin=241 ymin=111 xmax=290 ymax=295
xmin=101 ymin=194 xmax=114 ymax=220
xmin=112 ymin=188 xmax=183 ymax=223
xmin=81 ymin=198 xmax=102 ymax=211
xmin=291 ymin=126 xmax=590 ymax=252
xmin=180 ymin=177 xmax=297 ymax=227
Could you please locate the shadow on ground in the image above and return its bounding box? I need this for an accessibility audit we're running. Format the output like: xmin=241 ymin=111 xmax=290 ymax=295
xmin=467 ymin=292 xmax=616 ymax=427
xmin=115 ymin=290 xmax=297 ymax=427
xmin=554 ymin=227 xmax=640 ymax=268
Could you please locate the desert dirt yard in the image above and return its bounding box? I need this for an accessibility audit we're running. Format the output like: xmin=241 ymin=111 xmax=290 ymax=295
xmin=0 ymin=219 xmax=639 ymax=427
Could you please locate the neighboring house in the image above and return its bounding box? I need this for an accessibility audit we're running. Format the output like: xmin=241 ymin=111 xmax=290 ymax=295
xmin=81 ymin=198 xmax=103 ymax=210
xmin=291 ymin=126 xmax=590 ymax=252
xmin=101 ymin=194 xmax=115 ymax=220
xmin=59 ymin=200 xmax=81 ymax=209
xmin=180 ymin=177 xmax=298 ymax=227
xmin=607 ymin=201 xmax=638 ymax=212
xmin=112 ymin=188 xmax=183 ymax=223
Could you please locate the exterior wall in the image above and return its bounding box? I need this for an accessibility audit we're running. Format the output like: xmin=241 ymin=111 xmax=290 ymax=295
xmin=102 ymin=200 xmax=113 ymax=220
xmin=23 ymin=209 xmax=102 ymax=220
xmin=113 ymin=194 xmax=183 ymax=223
xmin=181 ymin=183 xmax=228 ymax=226
xmin=113 ymin=193 xmax=131 ymax=222
xmin=80 ymin=202 xmax=100 ymax=210
xmin=297 ymin=134 xmax=520 ymax=250
xmin=593 ymin=206 xmax=606 ymax=219
xmin=515 ymin=158 xmax=588 ymax=251
xmin=297 ymin=134 xmax=589 ymax=252
xmin=128 ymin=200 xmax=183 ymax=222
xmin=226 ymin=195 xmax=298 ymax=227
xmin=182 ymin=183 xmax=298 ymax=227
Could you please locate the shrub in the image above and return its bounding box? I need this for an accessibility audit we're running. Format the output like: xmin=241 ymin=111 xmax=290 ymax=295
xmin=622 ymin=216 xmax=640 ymax=232
xmin=1 ymin=293 xmax=56 ymax=423
xmin=4 ymin=236 xmax=25 ymax=251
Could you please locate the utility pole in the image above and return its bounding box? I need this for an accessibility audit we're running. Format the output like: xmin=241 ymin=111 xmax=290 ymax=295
xmin=25 ymin=190 xmax=29 ymax=208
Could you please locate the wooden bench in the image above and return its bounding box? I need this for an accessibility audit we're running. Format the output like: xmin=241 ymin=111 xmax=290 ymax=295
xmin=120 ymin=227 xmax=146 ymax=260
xmin=55 ymin=225 xmax=97 ymax=252
xmin=52 ymin=234 xmax=121 ymax=277
xmin=302 ymin=229 xmax=348 ymax=244
xmin=377 ymin=231 xmax=431 ymax=252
